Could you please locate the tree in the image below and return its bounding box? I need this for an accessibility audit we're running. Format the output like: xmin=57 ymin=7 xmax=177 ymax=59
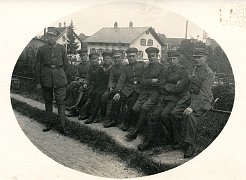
xmin=67 ymin=20 xmax=79 ymax=55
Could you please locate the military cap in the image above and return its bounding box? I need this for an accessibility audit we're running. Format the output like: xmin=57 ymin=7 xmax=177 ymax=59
xmin=89 ymin=52 xmax=99 ymax=59
xmin=113 ymin=50 xmax=123 ymax=57
xmin=112 ymin=50 xmax=123 ymax=57
xmin=126 ymin=47 xmax=138 ymax=54
xmin=193 ymin=48 xmax=209 ymax=57
xmin=46 ymin=28 xmax=58 ymax=36
xmin=77 ymin=48 xmax=88 ymax=54
xmin=145 ymin=47 xmax=159 ymax=54
xmin=102 ymin=51 xmax=113 ymax=57
xmin=167 ymin=50 xmax=180 ymax=58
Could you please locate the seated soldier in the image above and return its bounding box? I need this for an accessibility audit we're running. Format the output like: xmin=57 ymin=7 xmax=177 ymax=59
xmin=171 ymin=48 xmax=215 ymax=158
xmin=112 ymin=47 xmax=145 ymax=131
xmin=66 ymin=48 xmax=90 ymax=117
xmin=125 ymin=47 xmax=167 ymax=140
xmin=102 ymin=50 xmax=124 ymax=128
xmin=84 ymin=51 xmax=113 ymax=124
xmin=137 ymin=50 xmax=190 ymax=151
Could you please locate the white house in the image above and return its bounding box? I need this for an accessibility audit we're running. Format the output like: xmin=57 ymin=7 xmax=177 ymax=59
xmin=83 ymin=22 xmax=165 ymax=60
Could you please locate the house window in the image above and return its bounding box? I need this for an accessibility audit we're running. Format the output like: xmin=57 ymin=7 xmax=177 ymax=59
xmin=147 ymin=39 xmax=153 ymax=46
xmin=140 ymin=39 xmax=146 ymax=46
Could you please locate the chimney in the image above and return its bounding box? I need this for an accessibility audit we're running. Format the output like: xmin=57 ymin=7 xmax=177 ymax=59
xmin=59 ymin=22 xmax=62 ymax=27
xmin=129 ymin=21 xmax=133 ymax=27
xmin=114 ymin=21 xmax=118 ymax=28
xmin=64 ymin=21 xmax=66 ymax=27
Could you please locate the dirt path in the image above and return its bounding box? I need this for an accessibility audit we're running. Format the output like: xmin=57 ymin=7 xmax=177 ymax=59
xmin=15 ymin=111 xmax=143 ymax=179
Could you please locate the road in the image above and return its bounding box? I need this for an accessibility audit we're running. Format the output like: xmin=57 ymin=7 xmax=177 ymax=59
xmin=14 ymin=111 xmax=143 ymax=179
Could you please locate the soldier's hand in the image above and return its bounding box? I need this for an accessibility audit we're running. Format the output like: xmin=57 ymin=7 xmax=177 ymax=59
xmin=113 ymin=93 xmax=120 ymax=101
xmin=183 ymin=107 xmax=193 ymax=115
xmin=83 ymin=84 xmax=87 ymax=89
xmin=36 ymin=83 xmax=42 ymax=90
xmin=152 ymin=78 xmax=158 ymax=83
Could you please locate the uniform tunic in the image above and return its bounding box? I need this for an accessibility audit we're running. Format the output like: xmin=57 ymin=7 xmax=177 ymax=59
xmin=148 ymin=65 xmax=190 ymax=140
xmin=171 ymin=63 xmax=215 ymax=145
xmin=34 ymin=43 xmax=69 ymax=105
xmin=34 ymin=43 xmax=68 ymax=88
xmin=132 ymin=62 xmax=167 ymax=112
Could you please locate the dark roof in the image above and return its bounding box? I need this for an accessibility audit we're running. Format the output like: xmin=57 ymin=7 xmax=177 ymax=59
xmin=84 ymin=27 xmax=164 ymax=46
xmin=165 ymin=38 xmax=185 ymax=46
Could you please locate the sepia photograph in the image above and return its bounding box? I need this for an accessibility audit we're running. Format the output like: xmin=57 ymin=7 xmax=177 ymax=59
xmin=1 ymin=0 xmax=245 ymax=179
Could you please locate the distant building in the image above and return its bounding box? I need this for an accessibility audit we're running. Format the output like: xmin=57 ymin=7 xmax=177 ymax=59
xmin=83 ymin=22 xmax=165 ymax=60
xmin=164 ymin=38 xmax=185 ymax=50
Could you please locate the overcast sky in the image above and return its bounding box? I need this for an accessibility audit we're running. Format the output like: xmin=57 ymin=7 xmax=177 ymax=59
xmin=47 ymin=2 xmax=205 ymax=39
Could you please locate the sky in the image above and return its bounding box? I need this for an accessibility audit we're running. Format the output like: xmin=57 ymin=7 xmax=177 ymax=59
xmin=45 ymin=2 xmax=205 ymax=39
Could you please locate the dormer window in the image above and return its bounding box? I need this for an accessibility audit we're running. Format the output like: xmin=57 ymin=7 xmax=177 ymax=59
xmin=140 ymin=39 xmax=146 ymax=46
xmin=147 ymin=39 xmax=153 ymax=46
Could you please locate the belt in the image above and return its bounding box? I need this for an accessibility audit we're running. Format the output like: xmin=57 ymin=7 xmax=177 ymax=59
xmin=43 ymin=64 xmax=63 ymax=69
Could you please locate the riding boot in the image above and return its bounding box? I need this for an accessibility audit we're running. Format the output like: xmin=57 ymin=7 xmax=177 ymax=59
xmin=58 ymin=104 xmax=68 ymax=135
xmin=43 ymin=102 xmax=55 ymax=132
xmin=125 ymin=109 xmax=147 ymax=140
xmin=78 ymin=98 xmax=91 ymax=120
xmin=137 ymin=121 xmax=157 ymax=151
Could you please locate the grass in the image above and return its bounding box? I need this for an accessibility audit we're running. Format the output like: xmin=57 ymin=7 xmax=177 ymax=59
xmin=11 ymin=98 xmax=179 ymax=175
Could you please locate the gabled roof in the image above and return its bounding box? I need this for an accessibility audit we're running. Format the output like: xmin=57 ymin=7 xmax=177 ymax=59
xmin=84 ymin=27 xmax=164 ymax=46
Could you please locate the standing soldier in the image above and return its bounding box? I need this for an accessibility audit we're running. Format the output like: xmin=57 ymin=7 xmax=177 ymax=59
xmin=125 ymin=47 xmax=167 ymax=140
xmin=171 ymin=48 xmax=215 ymax=158
xmin=102 ymin=50 xmax=124 ymax=128
xmin=66 ymin=48 xmax=91 ymax=117
xmin=113 ymin=47 xmax=145 ymax=131
xmin=34 ymin=28 xmax=69 ymax=134
xmin=137 ymin=50 xmax=190 ymax=151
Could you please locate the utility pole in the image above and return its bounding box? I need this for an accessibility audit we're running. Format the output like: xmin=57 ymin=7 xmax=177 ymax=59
xmin=185 ymin=20 xmax=188 ymax=39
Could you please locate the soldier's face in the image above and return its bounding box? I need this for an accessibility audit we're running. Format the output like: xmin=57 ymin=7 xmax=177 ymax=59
xmin=103 ymin=56 xmax=112 ymax=65
xmin=113 ymin=56 xmax=122 ymax=64
xmin=80 ymin=53 xmax=88 ymax=62
xmin=90 ymin=56 xmax=99 ymax=65
xmin=168 ymin=57 xmax=179 ymax=67
xmin=194 ymin=56 xmax=207 ymax=66
xmin=127 ymin=53 xmax=137 ymax=64
xmin=148 ymin=53 xmax=158 ymax=63
xmin=46 ymin=34 xmax=56 ymax=45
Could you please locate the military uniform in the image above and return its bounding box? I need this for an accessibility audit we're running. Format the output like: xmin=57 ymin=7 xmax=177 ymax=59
xmin=65 ymin=60 xmax=91 ymax=102
xmin=125 ymin=47 xmax=167 ymax=140
xmin=34 ymin=28 xmax=69 ymax=134
xmin=114 ymin=48 xmax=145 ymax=130
xmin=101 ymin=63 xmax=123 ymax=124
xmin=83 ymin=52 xmax=112 ymax=124
xmin=147 ymin=65 xmax=190 ymax=142
xmin=171 ymin=48 xmax=215 ymax=158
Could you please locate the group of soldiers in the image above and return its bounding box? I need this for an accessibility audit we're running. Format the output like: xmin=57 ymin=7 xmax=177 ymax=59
xmin=34 ymin=28 xmax=215 ymax=158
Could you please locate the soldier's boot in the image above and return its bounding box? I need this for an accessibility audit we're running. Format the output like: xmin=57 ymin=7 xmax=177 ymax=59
xmin=119 ymin=104 xmax=130 ymax=131
xmin=43 ymin=102 xmax=55 ymax=132
xmin=125 ymin=109 xmax=147 ymax=140
xmin=58 ymin=104 xmax=69 ymax=136
xmin=78 ymin=98 xmax=90 ymax=120
xmin=137 ymin=122 xmax=157 ymax=151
